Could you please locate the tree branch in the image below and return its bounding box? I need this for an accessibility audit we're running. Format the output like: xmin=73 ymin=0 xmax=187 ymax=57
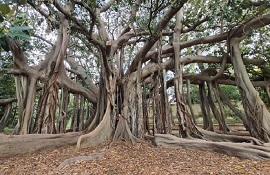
xmin=126 ymin=0 xmax=188 ymax=75
xmin=0 ymin=98 xmax=17 ymax=106
xmin=100 ymin=0 xmax=116 ymax=13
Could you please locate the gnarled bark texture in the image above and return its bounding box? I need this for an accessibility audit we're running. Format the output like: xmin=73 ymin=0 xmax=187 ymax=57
xmin=0 ymin=133 xmax=82 ymax=158
xmin=153 ymin=134 xmax=270 ymax=160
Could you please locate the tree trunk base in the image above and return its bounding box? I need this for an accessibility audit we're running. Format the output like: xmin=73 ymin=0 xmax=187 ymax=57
xmin=113 ymin=117 xmax=140 ymax=144
xmin=76 ymin=102 xmax=113 ymax=150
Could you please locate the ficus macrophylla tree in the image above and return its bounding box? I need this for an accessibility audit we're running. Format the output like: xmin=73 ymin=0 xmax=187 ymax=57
xmin=1 ymin=0 xmax=270 ymax=160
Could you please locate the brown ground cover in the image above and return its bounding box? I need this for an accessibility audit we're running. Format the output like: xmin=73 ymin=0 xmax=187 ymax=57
xmin=0 ymin=141 xmax=270 ymax=175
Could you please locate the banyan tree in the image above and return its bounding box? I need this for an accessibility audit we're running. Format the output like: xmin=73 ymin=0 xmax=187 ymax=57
xmin=1 ymin=0 xmax=270 ymax=160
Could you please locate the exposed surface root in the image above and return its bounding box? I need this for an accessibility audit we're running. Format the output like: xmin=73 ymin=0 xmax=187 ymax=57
xmin=197 ymin=127 xmax=263 ymax=145
xmin=153 ymin=134 xmax=270 ymax=160
xmin=0 ymin=133 xmax=82 ymax=158
xmin=58 ymin=150 xmax=107 ymax=169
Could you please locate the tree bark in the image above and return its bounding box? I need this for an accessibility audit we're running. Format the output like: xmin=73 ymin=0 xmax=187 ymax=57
xmin=136 ymin=61 xmax=144 ymax=138
xmin=153 ymin=134 xmax=270 ymax=160
xmin=207 ymin=82 xmax=229 ymax=133
xmin=199 ymin=83 xmax=213 ymax=131
xmin=173 ymin=9 xmax=202 ymax=138
xmin=20 ymin=76 xmax=37 ymax=134
xmin=173 ymin=9 xmax=187 ymax=137
xmin=230 ymin=37 xmax=270 ymax=142
xmin=58 ymin=87 xmax=69 ymax=133
xmin=186 ymin=79 xmax=196 ymax=124
xmin=72 ymin=93 xmax=79 ymax=132
xmin=0 ymin=132 xmax=82 ymax=158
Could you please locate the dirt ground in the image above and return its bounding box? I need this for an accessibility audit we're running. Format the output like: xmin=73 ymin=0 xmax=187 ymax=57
xmin=0 ymin=141 xmax=270 ymax=175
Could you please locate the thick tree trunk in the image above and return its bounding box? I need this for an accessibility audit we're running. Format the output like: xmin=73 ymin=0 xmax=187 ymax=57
xmin=136 ymin=62 xmax=144 ymax=138
xmin=173 ymin=9 xmax=202 ymax=138
xmin=76 ymin=65 xmax=116 ymax=149
xmin=38 ymin=79 xmax=58 ymax=134
xmin=173 ymin=9 xmax=187 ymax=137
xmin=122 ymin=75 xmax=143 ymax=137
xmin=231 ymin=37 xmax=270 ymax=142
xmin=199 ymin=83 xmax=214 ymax=131
xmin=76 ymin=100 xmax=113 ymax=149
xmin=19 ymin=76 xmax=37 ymax=135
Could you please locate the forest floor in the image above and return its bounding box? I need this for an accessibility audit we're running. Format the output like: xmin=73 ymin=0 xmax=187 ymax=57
xmin=1 ymin=140 xmax=270 ymax=175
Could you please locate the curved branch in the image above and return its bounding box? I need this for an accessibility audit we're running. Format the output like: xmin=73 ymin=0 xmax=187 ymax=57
xmin=144 ymin=14 xmax=270 ymax=64
xmin=211 ymin=52 xmax=228 ymax=81
xmin=32 ymin=34 xmax=54 ymax=46
xmin=100 ymin=0 xmax=116 ymax=13
xmin=182 ymin=16 xmax=210 ymax=33
xmin=65 ymin=56 xmax=99 ymax=96
xmin=232 ymin=14 xmax=270 ymax=38
xmin=72 ymin=0 xmax=97 ymax=35
xmin=59 ymin=73 xmax=98 ymax=104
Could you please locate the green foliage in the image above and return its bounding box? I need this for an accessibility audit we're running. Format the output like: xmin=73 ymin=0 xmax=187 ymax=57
xmin=188 ymin=84 xmax=200 ymax=103
xmin=0 ymin=1 xmax=32 ymax=51
xmin=0 ymin=3 xmax=10 ymax=14
xmin=0 ymin=54 xmax=16 ymax=99
xmin=256 ymin=87 xmax=269 ymax=106
xmin=220 ymin=85 xmax=242 ymax=102
xmin=188 ymin=84 xmax=242 ymax=104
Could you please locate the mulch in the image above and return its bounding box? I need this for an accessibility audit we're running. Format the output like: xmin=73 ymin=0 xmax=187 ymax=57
xmin=0 ymin=140 xmax=270 ymax=175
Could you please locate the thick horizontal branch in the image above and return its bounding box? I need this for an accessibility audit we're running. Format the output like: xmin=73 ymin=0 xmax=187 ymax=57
xmin=217 ymin=80 xmax=270 ymax=88
xmin=4 ymin=69 xmax=27 ymax=75
xmin=0 ymin=98 xmax=17 ymax=106
xmin=138 ymin=54 xmax=265 ymax=87
xmin=165 ymin=75 xmax=270 ymax=89
xmin=143 ymin=14 xmax=270 ymax=67
xmin=232 ymin=14 xmax=270 ymax=38
xmin=145 ymin=33 xmax=228 ymax=62
xmin=58 ymin=73 xmax=98 ymax=104
xmin=66 ymin=57 xmax=99 ymax=96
